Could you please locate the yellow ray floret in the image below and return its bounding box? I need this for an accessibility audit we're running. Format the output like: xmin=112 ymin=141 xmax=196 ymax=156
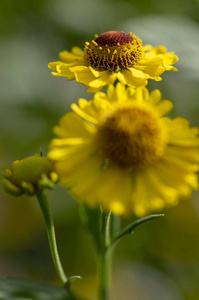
xmin=48 ymin=31 xmax=178 ymax=93
xmin=48 ymin=83 xmax=198 ymax=216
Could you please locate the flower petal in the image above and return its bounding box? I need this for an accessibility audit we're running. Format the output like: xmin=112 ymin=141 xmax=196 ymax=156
xmin=71 ymin=66 xmax=97 ymax=86
xmin=135 ymin=56 xmax=165 ymax=78
xmin=121 ymin=69 xmax=148 ymax=87
xmin=156 ymin=100 xmax=173 ymax=116
xmin=59 ymin=47 xmax=84 ymax=62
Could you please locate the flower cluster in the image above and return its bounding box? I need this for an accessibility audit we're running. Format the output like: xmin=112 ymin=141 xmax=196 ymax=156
xmin=48 ymin=31 xmax=198 ymax=216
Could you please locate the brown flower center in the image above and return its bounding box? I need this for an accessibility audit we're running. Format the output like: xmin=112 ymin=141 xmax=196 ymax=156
xmin=84 ymin=31 xmax=143 ymax=72
xmin=96 ymin=106 xmax=167 ymax=170
xmin=95 ymin=31 xmax=133 ymax=47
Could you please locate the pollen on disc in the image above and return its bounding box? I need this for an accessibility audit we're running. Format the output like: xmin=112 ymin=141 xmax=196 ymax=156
xmin=84 ymin=31 xmax=143 ymax=71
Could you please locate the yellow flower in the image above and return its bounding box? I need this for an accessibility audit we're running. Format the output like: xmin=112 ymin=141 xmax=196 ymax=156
xmin=48 ymin=31 xmax=178 ymax=93
xmin=48 ymin=83 xmax=199 ymax=216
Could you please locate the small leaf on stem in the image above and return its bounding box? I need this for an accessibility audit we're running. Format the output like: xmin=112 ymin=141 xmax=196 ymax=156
xmin=64 ymin=276 xmax=83 ymax=290
xmin=110 ymin=214 xmax=164 ymax=250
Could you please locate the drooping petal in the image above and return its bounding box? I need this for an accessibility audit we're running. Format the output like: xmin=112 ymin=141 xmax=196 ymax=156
xmin=70 ymin=65 xmax=97 ymax=86
xmin=135 ymin=55 xmax=166 ymax=78
xmin=121 ymin=69 xmax=148 ymax=86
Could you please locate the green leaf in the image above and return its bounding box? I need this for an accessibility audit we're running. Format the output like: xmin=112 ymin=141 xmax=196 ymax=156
xmin=110 ymin=214 xmax=164 ymax=250
xmin=0 ymin=278 xmax=84 ymax=300
xmin=107 ymin=213 xmax=121 ymax=246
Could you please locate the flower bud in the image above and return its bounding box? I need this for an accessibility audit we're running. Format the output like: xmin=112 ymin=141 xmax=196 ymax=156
xmin=2 ymin=154 xmax=58 ymax=197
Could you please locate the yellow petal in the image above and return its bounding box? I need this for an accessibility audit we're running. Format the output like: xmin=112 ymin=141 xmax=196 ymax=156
xmin=122 ymin=69 xmax=148 ymax=87
xmin=71 ymin=103 xmax=98 ymax=124
xmin=116 ymin=72 xmax=128 ymax=85
xmin=48 ymin=61 xmax=60 ymax=70
xmin=50 ymin=137 xmax=86 ymax=147
xmin=59 ymin=47 xmax=84 ymax=62
xmin=54 ymin=112 xmax=95 ymax=138
xmin=136 ymin=56 xmax=166 ymax=77
xmin=149 ymin=89 xmax=162 ymax=105
xmin=86 ymin=86 xmax=102 ymax=93
xmin=57 ymin=64 xmax=75 ymax=78
xmin=89 ymin=72 xmax=116 ymax=88
xmin=71 ymin=66 xmax=97 ymax=86
xmin=156 ymin=100 xmax=173 ymax=116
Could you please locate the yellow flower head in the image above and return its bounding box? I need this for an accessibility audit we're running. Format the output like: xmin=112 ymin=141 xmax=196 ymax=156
xmin=48 ymin=31 xmax=178 ymax=93
xmin=48 ymin=83 xmax=199 ymax=216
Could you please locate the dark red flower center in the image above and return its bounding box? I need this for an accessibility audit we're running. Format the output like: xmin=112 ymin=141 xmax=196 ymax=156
xmin=84 ymin=31 xmax=143 ymax=72
xmin=94 ymin=31 xmax=133 ymax=47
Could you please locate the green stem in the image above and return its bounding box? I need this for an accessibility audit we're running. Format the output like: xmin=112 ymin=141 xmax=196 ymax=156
xmin=97 ymin=211 xmax=112 ymax=300
xmin=36 ymin=189 xmax=67 ymax=285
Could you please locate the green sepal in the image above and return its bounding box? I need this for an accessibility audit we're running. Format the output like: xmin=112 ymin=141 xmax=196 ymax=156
xmin=21 ymin=181 xmax=35 ymax=195
xmin=2 ymin=178 xmax=23 ymax=197
xmin=2 ymin=168 xmax=12 ymax=179
xmin=110 ymin=214 xmax=164 ymax=250
xmin=38 ymin=173 xmax=55 ymax=190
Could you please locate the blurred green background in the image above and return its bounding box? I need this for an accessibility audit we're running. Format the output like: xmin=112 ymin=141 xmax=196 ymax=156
xmin=0 ymin=0 xmax=199 ymax=299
